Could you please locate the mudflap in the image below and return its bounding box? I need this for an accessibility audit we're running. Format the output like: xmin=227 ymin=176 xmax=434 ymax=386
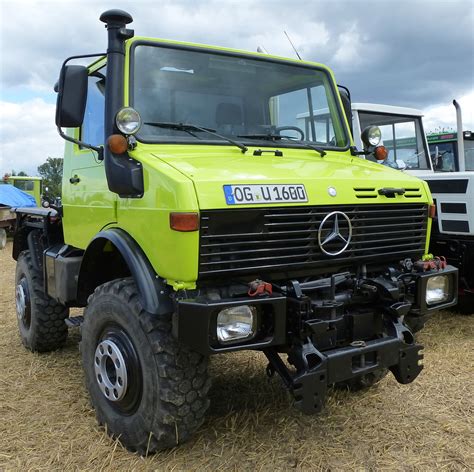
xmin=264 ymin=323 xmax=424 ymax=415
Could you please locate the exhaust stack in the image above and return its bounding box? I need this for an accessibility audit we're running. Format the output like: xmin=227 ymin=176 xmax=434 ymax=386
xmin=453 ymin=100 xmax=466 ymax=172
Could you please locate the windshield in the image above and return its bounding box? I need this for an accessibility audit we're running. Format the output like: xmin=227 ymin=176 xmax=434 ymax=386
xmin=358 ymin=112 xmax=430 ymax=170
xmin=429 ymin=141 xmax=457 ymax=171
xmin=131 ymin=43 xmax=349 ymax=149
xmin=428 ymin=138 xmax=474 ymax=172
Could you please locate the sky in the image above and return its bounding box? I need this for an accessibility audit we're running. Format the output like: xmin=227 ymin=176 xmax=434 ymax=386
xmin=0 ymin=0 xmax=473 ymax=175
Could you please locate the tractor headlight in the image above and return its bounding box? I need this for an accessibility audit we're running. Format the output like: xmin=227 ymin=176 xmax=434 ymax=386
xmin=426 ymin=275 xmax=450 ymax=305
xmin=115 ymin=107 xmax=141 ymax=135
xmin=361 ymin=126 xmax=382 ymax=147
xmin=217 ymin=305 xmax=257 ymax=344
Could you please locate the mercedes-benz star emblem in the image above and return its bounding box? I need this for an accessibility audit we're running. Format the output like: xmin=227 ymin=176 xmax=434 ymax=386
xmin=318 ymin=211 xmax=352 ymax=256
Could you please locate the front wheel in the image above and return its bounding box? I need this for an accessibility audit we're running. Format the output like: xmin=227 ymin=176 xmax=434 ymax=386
xmin=81 ymin=278 xmax=211 ymax=454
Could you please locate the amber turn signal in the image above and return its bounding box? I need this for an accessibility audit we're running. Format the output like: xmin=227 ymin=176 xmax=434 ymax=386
xmin=374 ymin=145 xmax=388 ymax=161
xmin=107 ymin=134 xmax=128 ymax=154
xmin=170 ymin=212 xmax=199 ymax=232
xmin=429 ymin=204 xmax=436 ymax=218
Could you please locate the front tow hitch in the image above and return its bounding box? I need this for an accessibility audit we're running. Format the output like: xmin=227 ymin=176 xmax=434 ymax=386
xmin=263 ymin=319 xmax=423 ymax=415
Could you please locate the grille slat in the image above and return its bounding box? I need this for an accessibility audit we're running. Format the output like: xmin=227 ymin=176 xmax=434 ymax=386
xmin=199 ymin=204 xmax=427 ymax=277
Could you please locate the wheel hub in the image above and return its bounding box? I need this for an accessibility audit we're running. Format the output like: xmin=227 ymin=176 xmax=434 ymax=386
xmin=94 ymin=339 xmax=128 ymax=401
xmin=16 ymin=278 xmax=31 ymax=328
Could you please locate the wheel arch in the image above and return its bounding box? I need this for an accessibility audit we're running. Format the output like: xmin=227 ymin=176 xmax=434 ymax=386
xmin=77 ymin=228 xmax=173 ymax=315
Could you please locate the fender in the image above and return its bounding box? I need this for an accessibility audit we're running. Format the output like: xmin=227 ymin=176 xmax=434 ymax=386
xmin=77 ymin=228 xmax=173 ymax=315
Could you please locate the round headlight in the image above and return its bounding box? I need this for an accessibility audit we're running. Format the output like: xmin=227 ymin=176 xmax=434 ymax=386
xmin=361 ymin=126 xmax=382 ymax=147
xmin=115 ymin=107 xmax=141 ymax=135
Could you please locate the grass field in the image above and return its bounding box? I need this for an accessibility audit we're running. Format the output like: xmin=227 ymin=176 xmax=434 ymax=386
xmin=1 ymin=241 xmax=473 ymax=471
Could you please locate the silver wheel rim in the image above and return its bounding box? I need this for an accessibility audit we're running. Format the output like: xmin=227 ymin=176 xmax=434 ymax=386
xmin=16 ymin=283 xmax=27 ymax=322
xmin=94 ymin=339 xmax=128 ymax=401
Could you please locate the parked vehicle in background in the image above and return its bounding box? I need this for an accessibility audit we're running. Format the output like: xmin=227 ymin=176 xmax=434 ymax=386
xmin=428 ymin=130 xmax=474 ymax=173
xmin=1 ymin=176 xmax=42 ymax=206
xmin=351 ymin=101 xmax=474 ymax=309
xmin=0 ymin=178 xmax=39 ymax=249
xmin=10 ymin=9 xmax=458 ymax=454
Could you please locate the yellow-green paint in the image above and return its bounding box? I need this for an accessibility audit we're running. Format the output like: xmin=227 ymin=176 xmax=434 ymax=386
xmin=61 ymin=38 xmax=434 ymax=291
xmin=5 ymin=176 xmax=42 ymax=206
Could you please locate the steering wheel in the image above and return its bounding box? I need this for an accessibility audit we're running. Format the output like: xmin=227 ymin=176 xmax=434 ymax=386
xmin=275 ymin=126 xmax=305 ymax=141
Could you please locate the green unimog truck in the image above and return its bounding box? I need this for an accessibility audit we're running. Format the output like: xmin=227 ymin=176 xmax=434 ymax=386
xmin=11 ymin=9 xmax=458 ymax=454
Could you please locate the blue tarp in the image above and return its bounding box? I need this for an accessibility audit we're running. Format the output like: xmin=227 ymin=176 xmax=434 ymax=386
xmin=0 ymin=184 xmax=37 ymax=208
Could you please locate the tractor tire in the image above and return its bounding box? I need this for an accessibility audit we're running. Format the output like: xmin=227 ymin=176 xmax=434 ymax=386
xmin=335 ymin=368 xmax=389 ymax=392
xmin=15 ymin=251 xmax=69 ymax=352
xmin=80 ymin=278 xmax=211 ymax=454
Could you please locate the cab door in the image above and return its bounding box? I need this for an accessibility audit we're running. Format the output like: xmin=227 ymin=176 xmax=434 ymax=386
xmin=62 ymin=67 xmax=117 ymax=249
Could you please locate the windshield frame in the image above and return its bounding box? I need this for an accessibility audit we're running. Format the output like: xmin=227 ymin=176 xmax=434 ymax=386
xmin=127 ymin=39 xmax=351 ymax=151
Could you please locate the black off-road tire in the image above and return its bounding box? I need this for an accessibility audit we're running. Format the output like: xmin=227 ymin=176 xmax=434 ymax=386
xmin=335 ymin=368 xmax=389 ymax=392
xmin=80 ymin=278 xmax=211 ymax=454
xmin=15 ymin=251 xmax=69 ymax=352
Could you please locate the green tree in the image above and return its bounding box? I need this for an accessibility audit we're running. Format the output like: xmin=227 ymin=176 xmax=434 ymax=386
xmin=37 ymin=157 xmax=63 ymax=199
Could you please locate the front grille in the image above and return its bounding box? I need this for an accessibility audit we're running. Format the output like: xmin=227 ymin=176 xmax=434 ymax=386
xmin=199 ymin=203 xmax=428 ymax=277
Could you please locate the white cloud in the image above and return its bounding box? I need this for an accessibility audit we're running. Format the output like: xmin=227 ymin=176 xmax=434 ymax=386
xmin=0 ymin=99 xmax=64 ymax=175
xmin=423 ymin=90 xmax=474 ymax=134
xmin=332 ymin=23 xmax=385 ymax=72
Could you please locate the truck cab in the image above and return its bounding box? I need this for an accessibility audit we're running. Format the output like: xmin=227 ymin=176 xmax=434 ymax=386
xmin=11 ymin=9 xmax=459 ymax=454
xmin=351 ymin=102 xmax=474 ymax=304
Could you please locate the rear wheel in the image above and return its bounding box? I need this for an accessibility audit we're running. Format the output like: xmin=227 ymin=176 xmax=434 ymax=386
xmin=81 ymin=278 xmax=211 ymax=454
xmin=15 ymin=251 xmax=69 ymax=352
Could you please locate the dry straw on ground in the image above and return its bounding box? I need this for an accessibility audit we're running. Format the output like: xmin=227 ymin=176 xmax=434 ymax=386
xmin=1 ymin=241 xmax=473 ymax=471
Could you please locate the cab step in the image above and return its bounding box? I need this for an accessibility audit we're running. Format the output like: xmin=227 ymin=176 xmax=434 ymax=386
xmin=65 ymin=316 xmax=84 ymax=328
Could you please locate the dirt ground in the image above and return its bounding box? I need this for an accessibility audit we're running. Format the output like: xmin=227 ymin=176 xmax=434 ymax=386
xmin=1 ymin=241 xmax=473 ymax=471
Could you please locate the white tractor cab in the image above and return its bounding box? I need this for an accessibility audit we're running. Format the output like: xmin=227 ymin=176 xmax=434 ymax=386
xmin=350 ymin=101 xmax=474 ymax=308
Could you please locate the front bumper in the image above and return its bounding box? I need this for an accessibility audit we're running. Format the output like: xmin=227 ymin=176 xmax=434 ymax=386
xmin=172 ymin=265 xmax=457 ymax=414
xmin=173 ymin=265 xmax=458 ymax=355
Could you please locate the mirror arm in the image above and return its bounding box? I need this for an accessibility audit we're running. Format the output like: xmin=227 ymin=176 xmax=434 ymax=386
xmin=57 ymin=126 xmax=104 ymax=160
xmin=350 ymin=146 xmax=371 ymax=156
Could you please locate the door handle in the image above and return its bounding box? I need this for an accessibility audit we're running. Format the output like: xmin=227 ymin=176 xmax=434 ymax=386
xmin=69 ymin=175 xmax=80 ymax=184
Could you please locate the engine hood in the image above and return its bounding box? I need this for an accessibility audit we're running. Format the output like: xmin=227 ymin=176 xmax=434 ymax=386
xmin=149 ymin=145 xmax=431 ymax=209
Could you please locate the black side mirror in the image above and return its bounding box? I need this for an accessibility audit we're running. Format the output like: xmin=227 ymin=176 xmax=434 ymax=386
xmin=337 ymin=85 xmax=352 ymax=135
xmin=55 ymin=65 xmax=88 ymax=128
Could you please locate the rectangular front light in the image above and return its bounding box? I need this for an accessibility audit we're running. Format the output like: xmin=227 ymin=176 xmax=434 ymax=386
xmin=426 ymin=275 xmax=450 ymax=305
xmin=217 ymin=305 xmax=257 ymax=344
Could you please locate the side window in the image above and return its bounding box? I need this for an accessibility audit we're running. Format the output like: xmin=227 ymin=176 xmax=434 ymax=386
xmin=13 ymin=180 xmax=34 ymax=191
xmin=81 ymin=71 xmax=106 ymax=148
xmin=465 ymin=140 xmax=474 ymax=171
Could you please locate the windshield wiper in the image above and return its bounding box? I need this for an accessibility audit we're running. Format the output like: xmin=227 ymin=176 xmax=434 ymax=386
xmin=237 ymin=133 xmax=327 ymax=157
xmin=144 ymin=121 xmax=248 ymax=153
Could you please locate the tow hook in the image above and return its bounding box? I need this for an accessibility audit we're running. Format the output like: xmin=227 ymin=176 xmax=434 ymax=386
xmin=248 ymin=279 xmax=273 ymax=296
xmin=415 ymin=255 xmax=447 ymax=271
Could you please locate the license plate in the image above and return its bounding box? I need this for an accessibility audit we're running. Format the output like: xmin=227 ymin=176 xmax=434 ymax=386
xmin=223 ymin=184 xmax=308 ymax=205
